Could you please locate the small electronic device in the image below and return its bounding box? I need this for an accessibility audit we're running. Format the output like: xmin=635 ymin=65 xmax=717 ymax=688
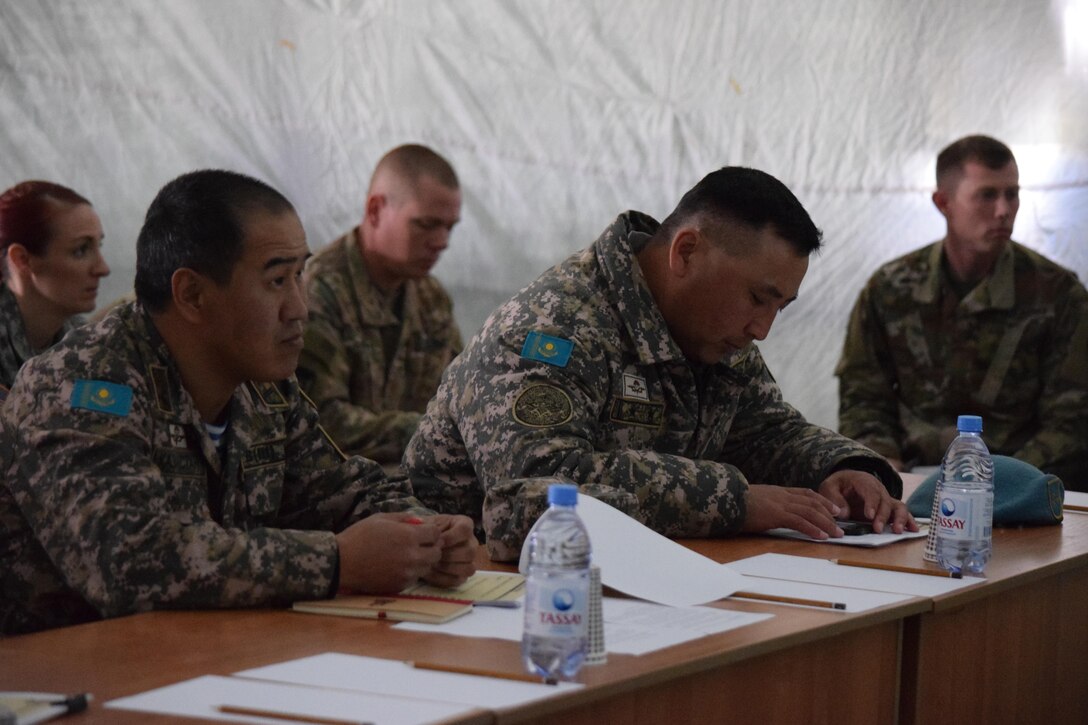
xmin=839 ymin=520 xmax=874 ymax=536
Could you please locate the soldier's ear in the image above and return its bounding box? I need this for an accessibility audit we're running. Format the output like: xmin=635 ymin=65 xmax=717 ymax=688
xmin=932 ymin=189 xmax=949 ymax=216
xmin=668 ymin=228 xmax=699 ymax=278
xmin=171 ymin=267 xmax=208 ymax=324
xmin=364 ymin=193 xmax=386 ymax=228
xmin=5 ymin=243 xmax=31 ymax=276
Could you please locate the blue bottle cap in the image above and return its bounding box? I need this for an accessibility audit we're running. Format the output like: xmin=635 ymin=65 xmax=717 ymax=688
xmin=957 ymin=415 xmax=983 ymax=433
xmin=548 ymin=483 xmax=579 ymax=506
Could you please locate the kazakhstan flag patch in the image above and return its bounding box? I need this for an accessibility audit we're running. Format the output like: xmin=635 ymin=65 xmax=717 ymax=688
xmin=71 ymin=379 xmax=133 ymax=417
xmin=520 ymin=331 xmax=574 ymax=367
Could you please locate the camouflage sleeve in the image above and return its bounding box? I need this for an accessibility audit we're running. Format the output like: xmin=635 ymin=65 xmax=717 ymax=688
xmin=6 ymin=371 xmax=335 ymax=618
xmin=720 ymin=349 xmax=902 ymax=495
xmin=275 ymin=382 xmax=429 ymax=531
xmin=1012 ymin=281 xmax=1088 ymax=476
xmin=463 ymin=322 xmax=751 ymax=550
xmin=835 ymin=277 xmax=907 ymax=460
xmin=297 ymin=275 xmax=421 ymax=462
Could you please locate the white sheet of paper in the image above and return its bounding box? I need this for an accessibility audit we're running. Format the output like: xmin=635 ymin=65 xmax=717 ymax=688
xmin=1064 ymin=490 xmax=1088 ymax=511
xmin=727 ymin=553 xmax=981 ymax=597
xmin=396 ymin=596 xmax=771 ymax=656
xmin=571 ymin=493 xmax=745 ymax=606
xmin=763 ymin=527 xmax=929 ymax=547
xmin=236 ymin=653 xmax=578 ymax=709
xmin=105 ymin=674 xmax=473 ymax=725
xmin=732 ymin=574 xmax=918 ymax=612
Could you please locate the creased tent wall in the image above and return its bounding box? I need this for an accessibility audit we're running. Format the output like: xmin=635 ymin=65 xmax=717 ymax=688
xmin=1 ymin=0 xmax=1086 ymax=431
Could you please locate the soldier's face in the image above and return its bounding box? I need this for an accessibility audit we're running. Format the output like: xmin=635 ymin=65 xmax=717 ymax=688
xmin=368 ymin=174 xmax=460 ymax=286
xmin=204 ymin=209 xmax=310 ymax=384
xmin=22 ymin=202 xmax=110 ymax=317
xmin=937 ymin=161 xmax=1019 ymax=258
xmin=666 ymin=226 xmax=807 ymax=365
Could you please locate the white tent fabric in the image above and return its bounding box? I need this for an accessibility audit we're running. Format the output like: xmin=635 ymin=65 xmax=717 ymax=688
xmin=1 ymin=0 xmax=1085 ymax=430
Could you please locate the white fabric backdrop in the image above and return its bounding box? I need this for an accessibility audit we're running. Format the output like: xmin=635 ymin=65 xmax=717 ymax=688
xmin=2 ymin=0 xmax=1085 ymax=430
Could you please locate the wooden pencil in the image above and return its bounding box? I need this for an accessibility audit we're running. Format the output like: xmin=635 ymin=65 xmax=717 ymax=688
xmin=832 ymin=558 xmax=963 ymax=579
xmin=1063 ymin=504 xmax=1088 ymax=513
xmin=411 ymin=660 xmax=557 ymax=685
xmin=217 ymin=704 xmax=372 ymax=725
xmin=731 ymin=590 xmax=847 ymax=610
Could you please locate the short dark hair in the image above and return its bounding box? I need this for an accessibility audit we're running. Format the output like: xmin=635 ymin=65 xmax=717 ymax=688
xmin=936 ymin=135 xmax=1015 ymax=189
xmin=135 ymin=170 xmax=295 ymax=313
xmin=657 ymin=166 xmax=822 ymax=255
xmin=0 ymin=181 xmax=92 ymax=278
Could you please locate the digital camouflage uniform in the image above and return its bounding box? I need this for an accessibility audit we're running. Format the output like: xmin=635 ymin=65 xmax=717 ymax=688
xmin=405 ymin=212 xmax=900 ymax=560
xmin=0 ymin=283 xmax=79 ymax=400
xmin=0 ymin=302 xmax=422 ymax=636
xmin=298 ymin=228 xmax=462 ymax=464
xmin=837 ymin=240 xmax=1088 ymax=491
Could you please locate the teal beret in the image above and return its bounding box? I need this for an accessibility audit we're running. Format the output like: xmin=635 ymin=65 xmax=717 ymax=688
xmin=907 ymin=455 xmax=1065 ymax=526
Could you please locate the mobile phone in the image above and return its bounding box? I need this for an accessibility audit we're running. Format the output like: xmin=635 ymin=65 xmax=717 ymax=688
xmin=839 ymin=520 xmax=874 ymax=536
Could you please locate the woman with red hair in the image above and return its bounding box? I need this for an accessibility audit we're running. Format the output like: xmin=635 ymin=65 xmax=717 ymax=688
xmin=0 ymin=181 xmax=110 ymax=397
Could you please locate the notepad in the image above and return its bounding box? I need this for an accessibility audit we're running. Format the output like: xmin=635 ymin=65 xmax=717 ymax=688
xmin=292 ymin=595 xmax=472 ymax=624
xmin=399 ymin=571 xmax=525 ymax=603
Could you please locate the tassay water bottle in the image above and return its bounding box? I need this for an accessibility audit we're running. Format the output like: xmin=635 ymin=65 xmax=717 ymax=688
xmin=935 ymin=415 xmax=994 ymax=574
xmin=522 ymin=483 xmax=591 ymax=681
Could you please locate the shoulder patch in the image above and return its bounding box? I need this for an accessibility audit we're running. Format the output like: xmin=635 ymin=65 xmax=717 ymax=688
xmin=512 ymin=384 xmax=573 ymax=428
xmin=71 ymin=379 xmax=133 ymax=417
xmin=520 ymin=331 xmax=574 ymax=367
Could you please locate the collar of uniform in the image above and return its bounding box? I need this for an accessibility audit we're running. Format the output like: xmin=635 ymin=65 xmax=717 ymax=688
xmin=917 ymin=238 xmax=1016 ymax=312
xmin=0 ymin=282 xmax=32 ymax=363
xmin=595 ymin=211 xmax=686 ymax=365
xmin=0 ymin=283 xmax=79 ymax=361
xmin=345 ymin=227 xmax=413 ymax=327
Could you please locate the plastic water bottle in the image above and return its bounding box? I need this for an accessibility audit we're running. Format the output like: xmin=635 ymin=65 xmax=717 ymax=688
xmin=935 ymin=415 xmax=994 ymax=574
xmin=522 ymin=483 xmax=591 ymax=681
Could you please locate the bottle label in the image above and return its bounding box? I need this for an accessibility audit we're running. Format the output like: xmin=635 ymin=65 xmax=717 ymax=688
xmin=524 ymin=575 xmax=588 ymax=638
xmin=936 ymin=489 xmax=993 ymax=541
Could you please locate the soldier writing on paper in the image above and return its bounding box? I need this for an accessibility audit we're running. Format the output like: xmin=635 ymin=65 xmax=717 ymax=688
xmin=0 ymin=170 xmax=475 ymax=635
xmin=404 ymin=166 xmax=916 ymax=560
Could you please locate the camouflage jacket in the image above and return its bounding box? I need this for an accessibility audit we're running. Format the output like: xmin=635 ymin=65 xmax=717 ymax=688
xmin=0 ymin=302 xmax=420 ymax=635
xmin=405 ymin=212 xmax=899 ymax=560
xmin=298 ymin=228 xmax=462 ymax=464
xmin=0 ymin=283 xmax=79 ymax=398
xmin=836 ymin=240 xmax=1088 ymax=489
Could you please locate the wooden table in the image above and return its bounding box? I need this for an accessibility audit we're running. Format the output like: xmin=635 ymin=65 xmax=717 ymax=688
xmin=4 ymin=507 xmax=1086 ymax=724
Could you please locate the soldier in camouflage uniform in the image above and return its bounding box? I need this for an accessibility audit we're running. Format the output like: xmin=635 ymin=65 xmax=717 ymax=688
xmin=837 ymin=136 xmax=1088 ymax=491
xmin=0 ymin=170 xmax=476 ymax=635
xmin=298 ymin=145 xmax=463 ymax=465
xmin=405 ymin=167 xmax=915 ymax=560
xmin=0 ymin=180 xmax=110 ymax=400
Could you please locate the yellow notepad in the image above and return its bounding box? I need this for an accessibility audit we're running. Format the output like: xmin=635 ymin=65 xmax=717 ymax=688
xmin=399 ymin=572 xmax=525 ymax=603
xmin=291 ymin=595 xmax=472 ymax=624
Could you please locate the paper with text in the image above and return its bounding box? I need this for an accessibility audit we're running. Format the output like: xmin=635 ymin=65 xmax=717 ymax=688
xmin=396 ymin=596 xmax=771 ymax=655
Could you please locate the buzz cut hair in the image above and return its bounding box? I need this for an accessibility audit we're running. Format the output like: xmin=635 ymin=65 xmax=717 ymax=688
xmin=936 ymin=135 xmax=1016 ymax=190
xmin=370 ymin=144 xmax=459 ymax=196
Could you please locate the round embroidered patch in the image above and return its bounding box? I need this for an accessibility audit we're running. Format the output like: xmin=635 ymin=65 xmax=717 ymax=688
xmin=512 ymin=384 xmax=573 ymax=427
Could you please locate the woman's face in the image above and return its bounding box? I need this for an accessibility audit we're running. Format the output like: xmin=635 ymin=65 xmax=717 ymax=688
xmin=27 ymin=203 xmax=110 ymax=316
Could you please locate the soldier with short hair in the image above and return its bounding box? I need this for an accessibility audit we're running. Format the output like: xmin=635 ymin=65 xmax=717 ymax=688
xmin=298 ymin=144 xmax=463 ymax=466
xmin=0 ymin=169 xmax=476 ymax=635
xmin=836 ymin=135 xmax=1088 ymax=490
xmin=405 ymin=166 xmax=915 ymax=560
